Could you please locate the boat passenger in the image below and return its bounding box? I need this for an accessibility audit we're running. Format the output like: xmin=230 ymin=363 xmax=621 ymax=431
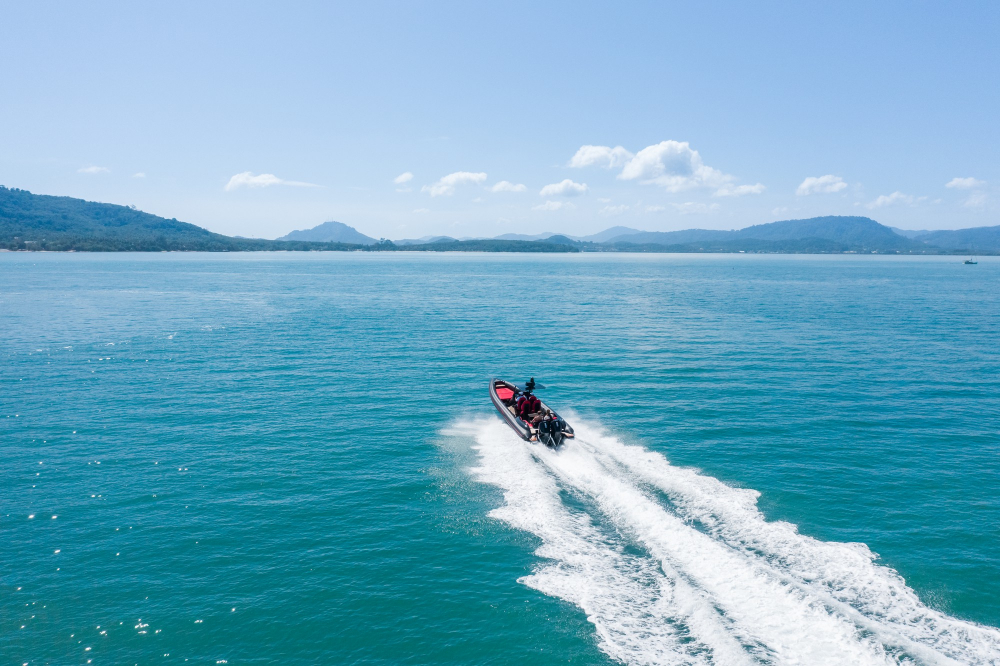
xmin=528 ymin=400 xmax=545 ymax=423
xmin=520 ymin=393 xmax=541 ymax=422
xmin=533 ymin=410 xmax=552 ymax=426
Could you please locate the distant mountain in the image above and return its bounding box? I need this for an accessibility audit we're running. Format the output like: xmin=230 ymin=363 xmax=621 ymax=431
xmin=604 ymin=237 xmax=861 ymax=254
xmin=393 ymin=238 xmax=578 ymax=253
xmin=912 ymin=225 xmax=1000 ymax=252
xmin=278 ymin=220 xmax=377 ymax=244
xmin=0 ymin=186 xmax=373 ymax=251
xmin=890 ymin=226 xmax=932 ymax=239
xmin=493 ymin=232 xmax=556 ymax=241
xmin=607 ymin=216 xmax=918 ymax=252
xmin=6 ymin=185 xmax=996 ymax=255
xmin=607 ymin=229 xmax=734 ymax=245
xmin=541 ymin=234 xmax=576 ymax=245
xmin=578 ymin=226 xmax=643 ymax=243
xmin=734 ymin=216 xmax=911 ymax=248
xmin=394 ymin=235 xmax=459 ymax=246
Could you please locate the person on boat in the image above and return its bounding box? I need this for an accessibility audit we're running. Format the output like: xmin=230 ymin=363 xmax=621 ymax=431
xmin=532 ymin=409 xmax=552 ymax=426
xmin=519 ymin=393 xmax=541 ymax=422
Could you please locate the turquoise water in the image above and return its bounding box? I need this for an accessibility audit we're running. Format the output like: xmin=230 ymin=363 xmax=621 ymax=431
xmin=3 ymin=252 xmax=1000 ymax=665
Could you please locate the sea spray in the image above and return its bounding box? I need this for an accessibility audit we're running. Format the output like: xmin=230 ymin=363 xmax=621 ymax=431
xmin=467 ymin=418 xmax=1000 ymax=666
xmin=574 ymin=422 xmax=1000 ymax=664
xmin=464 ymin=420 xmax=748 ymax=666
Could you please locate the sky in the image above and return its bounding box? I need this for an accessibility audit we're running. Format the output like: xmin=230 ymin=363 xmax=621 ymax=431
xmin=1 ymin=1 xmax=998 ymax=239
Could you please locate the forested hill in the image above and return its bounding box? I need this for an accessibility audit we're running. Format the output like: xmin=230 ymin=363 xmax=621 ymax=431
xmin=605 ymin=216 xmax=919 ymax=251
xmin=0 ymin=187 xmax=577 ymax=253
xmin=0 ymin=186 xmax=367 ymax=251
xmin=4 ymin=186 xmax=996 ymax=254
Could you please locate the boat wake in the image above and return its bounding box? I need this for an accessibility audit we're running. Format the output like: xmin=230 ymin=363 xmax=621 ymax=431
xmin=458 ymin=418 xmax=1000 ymax=666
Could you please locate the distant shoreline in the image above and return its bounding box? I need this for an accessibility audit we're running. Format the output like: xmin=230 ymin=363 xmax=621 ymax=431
xmin=3 ymin=186 xmax=997 ymax=255
xmin=1 ymin=247 xmax=991 ymax=256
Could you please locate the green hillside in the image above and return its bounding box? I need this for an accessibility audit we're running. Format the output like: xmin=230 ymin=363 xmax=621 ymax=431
xmin=0 ymin=186 xmax=368 ymax=251
xmin=0 ymin=187 xmax=577 ymax=253
xmin=607 ymin=216 xmax=921 ymax=252
xmin=913 ymin=225 xmax=1000 ymax=252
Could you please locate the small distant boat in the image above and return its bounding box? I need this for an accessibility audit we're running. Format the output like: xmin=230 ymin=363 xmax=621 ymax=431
xmin=490 ymin=377 xmax=574 ymax=447
xmin=965 ymin=257 xmax=978 ymax=264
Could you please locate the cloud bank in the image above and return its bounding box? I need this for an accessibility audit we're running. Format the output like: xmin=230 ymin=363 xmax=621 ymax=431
xmin=570 ymin=140 xmax=762 ymax=196
xmin=422 ymin=171 xmax=487 ymax=196
xmin=539 ymin=179 xmax=588 ymax=197
xmin=866 ymin=191 xmax=914 ymax=209
xmin=946 ymin=177 xmax=986 ymax=189
xmin=491 ymin=180 xmax=527 ymax=193
xmin=225 ymin=172 xmax=319 ymax=191
xmin=715 ymin=183 xmax=766 ymax=197
xmin=78 ymin=166 xmax=110 ymax=174
xmin=533 ymin=201 xmax=571 ymax=211
xmin=796 ymin=175 xmax=847 ymax=195
xmin=569 ymin=145 xmax=633 ymax=169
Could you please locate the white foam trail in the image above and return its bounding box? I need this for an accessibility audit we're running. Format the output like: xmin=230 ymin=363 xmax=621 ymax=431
xmin=463 ymin=418 xmax=1000 ymax=666
xmin=464 ymin=421 xmax=748 ymax=666
xmin=572 ymin=422 xmax=1000 ymax=665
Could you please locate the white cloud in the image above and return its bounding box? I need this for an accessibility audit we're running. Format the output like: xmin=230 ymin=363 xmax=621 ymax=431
xmin=224 ymin=172 xmax=319 ymax=191
xmin=671 ymin=202 xmax=720 ymax=215
xmin=963 ymin=191 xmax=988 ymax=208
xmin=533 ymin=201 xmax=572 ymax=211
xmin=599 ymin=204 xmax=630 ymax=215
xmin=132 ymin=172 xmax=146 ymax=178
xmin=645 ymin=205 xmax=666 ymax=212
xmin=491 ymin=180 xmax=527 ymax=193
xmin=569 ymin=145 xmax=633 ymax=168
xmin=539 ymin=179 xmax=588 ymax=197
xmin=570 ymin=140 xmax=760 ymax=197
xmin=422 ymin=171 xmax=487 ymax=196
xmin=78 ymin=166 xmax=110 ymax=174
xmin=597 ymin=197 xmax=611 ymax=203
xmin=946 ymin=177 xmax=986 ymax=189
xmin=796 ymin=175 xmax=847 ymax=195
xmin=394 ymin=171 xmax=414 ymax=184
xmin=413 ymin=208 xmax=431 ymax=213
xmin=715 ymin=183 xmax=766 ymax=197
xmin=772 ymin=206 xmax=789 ymax=215
xmin=619 ymin=141 xmax=732 ymax=193
xmin=866 ymin=191 xmax=914 ymax=209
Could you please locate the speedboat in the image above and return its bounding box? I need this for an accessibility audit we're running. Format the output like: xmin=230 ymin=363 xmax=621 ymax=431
xmin=490 ymin=377 xmax=575 ymax=447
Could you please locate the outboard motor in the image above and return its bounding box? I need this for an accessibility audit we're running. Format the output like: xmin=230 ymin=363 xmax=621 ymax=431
xmin=538 ymin=415 xmax=565 ymax=448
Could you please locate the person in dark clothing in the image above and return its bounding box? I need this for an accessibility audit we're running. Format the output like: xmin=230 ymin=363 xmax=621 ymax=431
xmin=521 ymin=394 xmax=542 ymax=422
xmin=516 ymin=392 xmax=529 ymax=416
xmin=531 ymin=407 xmax=551 ymax=426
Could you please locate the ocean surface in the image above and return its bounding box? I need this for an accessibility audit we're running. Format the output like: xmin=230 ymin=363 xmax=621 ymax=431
xmin=3 ymin=252 xmax=1000 ymax=665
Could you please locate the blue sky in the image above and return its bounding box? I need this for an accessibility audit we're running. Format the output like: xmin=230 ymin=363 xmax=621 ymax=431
xmin=2 ymin=1 xmax=998 ymax=239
